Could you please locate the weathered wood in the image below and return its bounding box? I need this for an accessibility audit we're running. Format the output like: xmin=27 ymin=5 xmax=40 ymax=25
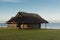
xmin=6 ymin=11 xmax=49 ymax=29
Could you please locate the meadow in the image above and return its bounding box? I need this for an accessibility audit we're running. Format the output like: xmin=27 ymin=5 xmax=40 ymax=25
xmin=0 ymin=29 xmax=60 ymax=40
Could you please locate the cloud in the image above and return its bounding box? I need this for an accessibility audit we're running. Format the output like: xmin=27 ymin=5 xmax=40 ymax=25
xmin=0 ymin=0 xmax=27 ymax=3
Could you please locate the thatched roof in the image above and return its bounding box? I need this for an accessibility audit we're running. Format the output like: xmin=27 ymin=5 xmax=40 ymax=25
xmin=6 ymin=12 xmax=49 ymax=24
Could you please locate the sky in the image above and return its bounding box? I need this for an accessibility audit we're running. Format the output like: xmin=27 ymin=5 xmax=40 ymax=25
xmin=0 ymin=0 xmax=60 ymax=23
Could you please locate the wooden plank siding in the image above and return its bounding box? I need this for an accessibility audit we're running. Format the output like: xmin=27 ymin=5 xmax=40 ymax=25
xmin=7 ymin=23 xmax=41 ymax=29
xmin=7 ymin=24 xmax=17 ymax=29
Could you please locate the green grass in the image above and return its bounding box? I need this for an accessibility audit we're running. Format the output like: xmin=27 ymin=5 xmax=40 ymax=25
xmin=0 ymin=29 xmax=60 ymax=40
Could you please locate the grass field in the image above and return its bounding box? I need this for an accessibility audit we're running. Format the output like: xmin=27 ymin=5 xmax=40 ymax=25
xmin=0 ymin=29 xmax=60 ymax=40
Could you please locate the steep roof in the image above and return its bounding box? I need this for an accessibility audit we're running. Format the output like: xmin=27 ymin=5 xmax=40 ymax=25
xmin=6 ymin=12 xmax=49 ymax=24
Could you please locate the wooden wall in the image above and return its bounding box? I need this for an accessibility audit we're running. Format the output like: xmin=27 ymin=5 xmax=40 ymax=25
xmin=7 ymin=24 xmax=17 ymax=29
xmin=20 ymin=24 xmax=40 ymax=29
xmin=20 ymin=24 xmax=28 ymax=29
xmin=7 ymin=23 xmax=41 ymax=29
xmin=28 ymin=23 xmax=40 ymax=29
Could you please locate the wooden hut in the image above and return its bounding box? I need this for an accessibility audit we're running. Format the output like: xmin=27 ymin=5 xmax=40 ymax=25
xmin=6 ymin=12 xmax=48 ymax=29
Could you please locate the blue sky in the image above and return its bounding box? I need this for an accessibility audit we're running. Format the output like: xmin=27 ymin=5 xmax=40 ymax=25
xmin=0 ymin=0 xmax=60 ymax=23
